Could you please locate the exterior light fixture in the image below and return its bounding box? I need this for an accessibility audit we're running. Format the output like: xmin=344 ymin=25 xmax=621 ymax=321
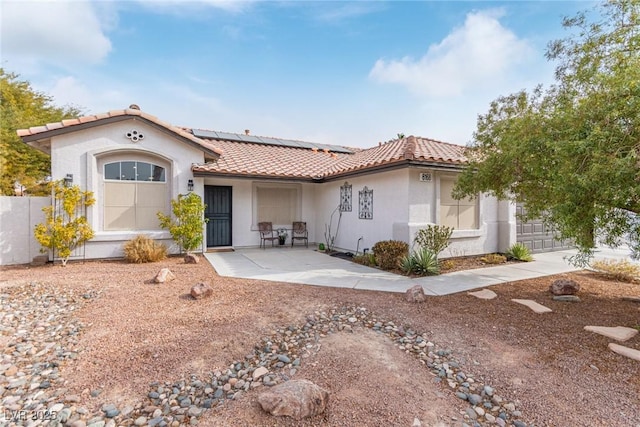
xmin=63 ymin=174 xmax=73 ymax=187
xmin=187 ymin=179 xmax=194 ymax=192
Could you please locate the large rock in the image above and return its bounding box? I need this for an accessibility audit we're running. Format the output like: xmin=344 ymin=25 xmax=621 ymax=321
xmin=154 ymin=268 xmax=175 ymax=283
xmin=405 ymin=285 xmax=426 ymax=303
xmin=549 ymin=278 xmax=580 ymax=295
xmin=258 ymin=379 xmax=329 ymax=420
xmin=184 ymin=253 xmax=199 ymax=264
xmin=190 ymin=283 xmax=213 ymax=299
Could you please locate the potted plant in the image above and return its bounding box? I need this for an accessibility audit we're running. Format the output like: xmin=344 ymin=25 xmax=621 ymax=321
xmin=277 ymin=228 xmax=288 ymax=245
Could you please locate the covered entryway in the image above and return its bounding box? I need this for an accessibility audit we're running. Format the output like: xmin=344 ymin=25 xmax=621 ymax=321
xmin=205 ymin=186 xmax=232 ymax=247
xmin=516 ymin=203 xmax=573 ymax=253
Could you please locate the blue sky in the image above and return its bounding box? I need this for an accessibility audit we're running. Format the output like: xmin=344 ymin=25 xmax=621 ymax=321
xmin=1 ymin=1 xmax=594 ymax=148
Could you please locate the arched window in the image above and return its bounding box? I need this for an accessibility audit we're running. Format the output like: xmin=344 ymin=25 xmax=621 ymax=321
xmin=104 ymin=161 xmax=166 ymax=182
xmin=103 ymin=160 xmax=168 ymax=231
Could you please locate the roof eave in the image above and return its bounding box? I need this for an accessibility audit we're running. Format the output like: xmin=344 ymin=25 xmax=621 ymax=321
xmin=191 ymin=169 xmax=318 ymax=183
xmin=19 ymin=115 xmax=221 ymax=161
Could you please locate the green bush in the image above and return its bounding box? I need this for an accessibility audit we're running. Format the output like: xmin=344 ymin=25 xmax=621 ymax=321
xmin=123 ymin=235 xmax=167 ymax=263
xmin=158 ymin=193 xmax=207 ymax=253
xmin=414 ymin=225 xmax=453 ymax=258
xmin=505 ymin=243 xmax=533 ymax=262
xmin=591 ymin=259 xmax=640 ymax=283
xmin=372 ymin=240 xmax=409 ymax=270
xmin=480 ymin=253 xmax=507 ymax=264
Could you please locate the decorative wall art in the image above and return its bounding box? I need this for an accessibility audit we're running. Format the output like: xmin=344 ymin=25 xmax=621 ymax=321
xmin=339 ymin=181 xmax=352 ymax=212
xmin=359 ymin=186 xmax=373 ymax=219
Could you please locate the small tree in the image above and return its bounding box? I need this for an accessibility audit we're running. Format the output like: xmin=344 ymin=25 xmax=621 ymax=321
xmin=34 ymin=180 xmax=95 ymax=266
xmin=158 ymin=192 xmax=207 ymax=253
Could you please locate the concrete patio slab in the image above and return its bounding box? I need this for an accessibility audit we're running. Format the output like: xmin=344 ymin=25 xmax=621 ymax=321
xmin=608 ymin=343 xmax=640 ymax=361
xmin=203 ymin=246 xmax=638 ymax=296
xmin=584 ymin=326 xmax=639 ymax=342
xmin=511 ymin=299 xmax=553 ymax=313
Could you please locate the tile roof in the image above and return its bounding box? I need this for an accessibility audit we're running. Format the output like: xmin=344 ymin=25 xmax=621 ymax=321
xmin=192 ymin=138 xmax=352 ymax=179
xmin=17 ymin=107 xmax=467 ymax=180
xmin=193 ymin=135 xmax=467 ymax=180
xmin=17 ymin=108 xmax=223 ymax=159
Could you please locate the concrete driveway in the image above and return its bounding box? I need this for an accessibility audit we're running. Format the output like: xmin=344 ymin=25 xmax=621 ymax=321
xmin=203 ymin=246 xmax=636 ymax=296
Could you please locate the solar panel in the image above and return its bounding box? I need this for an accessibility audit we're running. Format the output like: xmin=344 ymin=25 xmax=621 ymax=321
xmin=191 ymin=128 xmax=353 ymax=153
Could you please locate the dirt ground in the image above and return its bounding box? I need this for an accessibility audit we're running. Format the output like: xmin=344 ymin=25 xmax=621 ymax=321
xmin=1 ymin=256 xmax=639 ymax=426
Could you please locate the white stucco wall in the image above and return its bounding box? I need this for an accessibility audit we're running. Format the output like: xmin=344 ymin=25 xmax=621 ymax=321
xmin=0 ymin=196 xmax=49 ymax=265
xmin=49 ymin=119 xmax=206 ymax=259
xmin=309 ymin=168 xmax=515 ymax=257
xmin=314 ymin=169 xmax=410 ymax=253
xmin=406 ymin=168 xmax=514 ymax=257
xmin=201 ymin=177 xmax=318 ymax=247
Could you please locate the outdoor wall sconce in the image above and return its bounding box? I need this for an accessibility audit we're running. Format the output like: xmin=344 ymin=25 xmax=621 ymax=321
xmin=64 ymin=174 xmax=73 ymax=187
xmin=187 ymin=179 xmax=194 ymax=192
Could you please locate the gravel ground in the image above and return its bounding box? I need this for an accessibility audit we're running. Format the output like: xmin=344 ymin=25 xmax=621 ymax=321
xmin=1 ymin=256 xmax=639 ymax=427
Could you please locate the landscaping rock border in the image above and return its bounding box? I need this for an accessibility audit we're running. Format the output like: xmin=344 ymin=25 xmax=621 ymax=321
xmin=1 ymin=284 xmax=529 ymax=427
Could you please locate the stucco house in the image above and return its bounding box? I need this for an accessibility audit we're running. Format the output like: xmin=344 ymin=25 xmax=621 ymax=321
xmin=15 ymin=106 xmax=545 ymax=261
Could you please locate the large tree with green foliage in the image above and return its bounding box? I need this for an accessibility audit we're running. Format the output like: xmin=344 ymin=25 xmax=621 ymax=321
xmin=0 ymin=69 xmax=82 ymax=195
xmin=454 ymin=0 xmax=640 ymax=264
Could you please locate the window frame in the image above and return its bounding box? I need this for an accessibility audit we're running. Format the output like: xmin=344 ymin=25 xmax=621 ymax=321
xmin=252 ymin=182 xmax=302 ymax=229
xmin=438 ymin=175 xmax=479 ymax=230
xmin=99 ymin=156 xmax=171 ymax=232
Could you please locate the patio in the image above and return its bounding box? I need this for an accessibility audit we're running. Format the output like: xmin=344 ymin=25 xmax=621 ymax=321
xmin=200 ymin=246 xmax=629 ymax=296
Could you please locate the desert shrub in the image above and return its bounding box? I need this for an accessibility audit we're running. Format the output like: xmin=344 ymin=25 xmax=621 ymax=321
xmin=372 ymin=240 xmax=409 ymax=270
xmin=34 ymin=180 xmax=95 ymax=266
xmin=412 ymin=248 xmax=440 ymax=275
xmin=505 ymin=243 xmax=533 ymax=262
xmin=399 ymin=254 xmax=418 ymax=274
xmin=123 ymin=235 xmax=167 ymax=263
xmin=590 ymin=259 xmax=640 ymax=283
xmin=401 ymin=249 xmax=440 ymax=276
xmin=480 ymin=253 xmax=507 ymax=264
xmin=414 ymin=225 xmax=453 ymax=258
xmin=158 ymin=193 xmax=207 ymax=253
xmin=439 ymin=259 xmax=456 ymax=271
xmin=353 ymin=253 xmax=376 ymax=267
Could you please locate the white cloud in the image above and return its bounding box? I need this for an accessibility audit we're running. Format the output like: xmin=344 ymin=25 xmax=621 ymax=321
xmin=48 ymin=76 xmax=125 ymax=113
xmin=135 ymin=0 xmax=254 ymax=15
xmin=369 ymin=9 xmax=534 ymax=97
xmin=1 ymin=0 xmax=112 ymax=66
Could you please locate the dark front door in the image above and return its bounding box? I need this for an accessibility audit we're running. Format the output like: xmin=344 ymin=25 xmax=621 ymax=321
xmin=205 ymin=186 xmax=232 ymax=247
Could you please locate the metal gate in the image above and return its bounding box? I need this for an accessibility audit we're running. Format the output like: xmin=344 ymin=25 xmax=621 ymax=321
xmin=516 ymin=203 xmax=573 ymax=253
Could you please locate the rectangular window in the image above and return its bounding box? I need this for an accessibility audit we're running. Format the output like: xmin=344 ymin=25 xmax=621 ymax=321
xmin=440 ymin=177 xmax=478 ymax=229
xmin=255 ymin=185 xmax=300 ymax=226
xmin=104 ymin=182 xmax=167 ymax=230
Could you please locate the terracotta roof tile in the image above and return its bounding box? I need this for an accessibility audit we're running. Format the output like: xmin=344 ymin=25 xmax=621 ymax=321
xmin=17 ymin=109 xmax=222 ymax=157
xmin=194 ymin=139 xmax=350 ymax=178
xmin=193 ymin=135 xmax=467 ymax=179
xmin=18 ymin=107 xmax=466 ymax=180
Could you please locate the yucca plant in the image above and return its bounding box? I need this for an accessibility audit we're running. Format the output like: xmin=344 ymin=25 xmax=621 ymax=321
xmin=400 ymin=254 xmax=418 ymax=274
xmin=505 ymin=243 xmax=533 ymax=262
xmin=413 ymin=248 xmax=440 ymax=275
